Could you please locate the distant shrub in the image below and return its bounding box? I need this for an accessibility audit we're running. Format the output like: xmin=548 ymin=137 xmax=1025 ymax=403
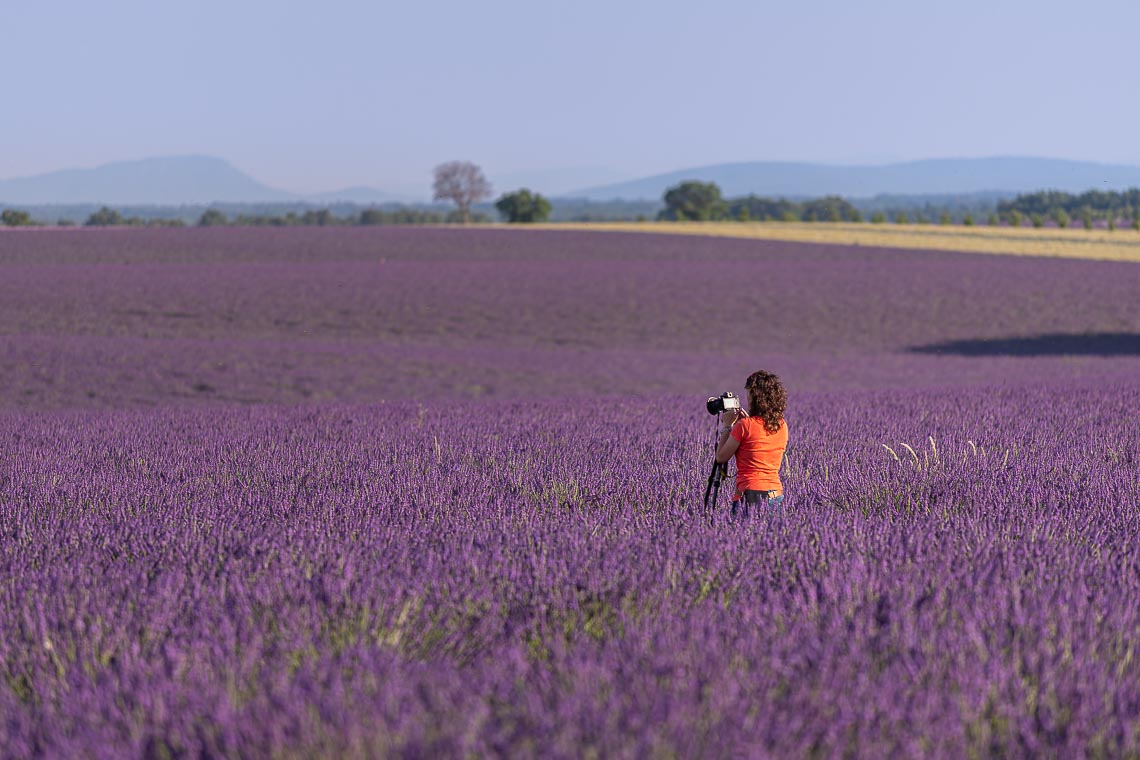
xmin=660 ymin=180 xmax=727 ymax=221
xmin=197 ymin=209 xmax=228 ymax=227
xmin=1133 ymin=217 xmax=1140 ymax=231
xmin=1082 ymin=209 xmax=1094 ymax=230
xmin=987 ymin=214 xmax=998 ymax=226
xmin=870 ymin=212 xmax=886 ymax=224
xmin=1 ymin=209 xmax=33 ymax=227
xmin=780 ymin=211 xmax=798 ymax=223
xmin=1054 ymin=209 xmax=1070 ymax=229
xmin=736 ymin=206 xmax=751 ymax=222
xmin=301 ymin=209 xmax=337 ymax=226
xmin=914 ymin=214 xmax=927 ymax=224
xmin=895 ymin=212 xmax=908 ymax=224
xmin=1007 ymin=210 xmax=1023 ymax=227
xmin=495 ymin=189 xmax=552 ymax=223
xmin=85 ymin=207 xmax=123 ymax=227
xmin=1108 ymin=216 xmax=1117 ymax=231
xmin=1031 ymin=214 xmax=1044 ymax=228
xmin=848 ymin=209 xmax=863 ymax=223
xmin=963 ymin=214 xmax=975 ymax=226
xmin=939 ymin=212 xmax=952 ymax=225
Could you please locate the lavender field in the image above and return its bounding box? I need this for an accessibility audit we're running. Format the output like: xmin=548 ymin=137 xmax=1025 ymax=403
xmin=1 ymin=228 xmax=1139 ymax=757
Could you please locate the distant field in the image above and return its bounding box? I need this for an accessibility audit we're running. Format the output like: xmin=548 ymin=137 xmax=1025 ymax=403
xmin=3 ymin=228 xmax=1140 ymax=755
xmin=535 ymin=221 xmax=1140 ymax=263
xmin=2 ymin=227 xmax=1138 ymax=407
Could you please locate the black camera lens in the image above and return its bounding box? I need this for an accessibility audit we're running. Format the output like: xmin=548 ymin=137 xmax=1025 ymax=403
xmin=706 ymin=392 xmax=738 ymax=415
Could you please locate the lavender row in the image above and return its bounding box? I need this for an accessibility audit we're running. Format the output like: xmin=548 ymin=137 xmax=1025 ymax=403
xmin=2 ymin=333 xmax=1138 ymax=409
xmin=1 ymin=387 xmax=1137 ymax=756
xmin=3 ymin=231 xmax=1136 ymax=357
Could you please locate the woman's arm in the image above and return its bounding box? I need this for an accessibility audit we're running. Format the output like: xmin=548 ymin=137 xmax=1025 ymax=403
xmin=714 ymin=410 xmax=745 ymax=463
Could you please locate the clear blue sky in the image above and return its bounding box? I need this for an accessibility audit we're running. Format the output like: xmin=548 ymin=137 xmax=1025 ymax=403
xmin=4 ymin=0 xmax=1139 ymax=198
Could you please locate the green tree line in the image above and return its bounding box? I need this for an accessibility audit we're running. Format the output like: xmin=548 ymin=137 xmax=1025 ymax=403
xmin=658 ymin=181 xmax=1140 ymax=229
xmin=0 ymin=206 xmax=493 ymax=228
xmin=998 ymin=189 xmax=1140 ymax=227
xmin=658 ymin=181 xmax=861 ymax=222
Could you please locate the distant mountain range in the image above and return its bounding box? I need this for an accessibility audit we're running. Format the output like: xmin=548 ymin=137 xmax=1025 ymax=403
xmin=4 ymin=155 xmax=1140 ymax=206
xmin=0 ymin=156 xmax=409 ymax=206
xmin=567 ymin=157 xmax=1140 ymax=201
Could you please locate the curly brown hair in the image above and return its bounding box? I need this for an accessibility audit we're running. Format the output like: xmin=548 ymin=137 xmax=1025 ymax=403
xmin=745 ymin=370 xmax=787 ymax=434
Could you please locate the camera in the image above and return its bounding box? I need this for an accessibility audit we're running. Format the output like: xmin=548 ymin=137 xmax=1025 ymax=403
xmin=706 ymin=391 xmax=741 ymax=416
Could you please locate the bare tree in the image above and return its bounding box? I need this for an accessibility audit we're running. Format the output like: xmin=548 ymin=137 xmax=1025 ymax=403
xmin=432 ymin=161 xmax=492 ymax=224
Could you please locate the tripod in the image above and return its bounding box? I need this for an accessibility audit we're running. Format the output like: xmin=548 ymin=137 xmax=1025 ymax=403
xmin=702 ymin=413 xmax=731 ymax=513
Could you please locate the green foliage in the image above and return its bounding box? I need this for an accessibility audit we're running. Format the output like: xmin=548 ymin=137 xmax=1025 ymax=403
xmin=1031 ymin=214 xmax=1044 ymax=228
xmin=999 ymin=187 xmax=1140 ymax=221
xmin=987 ymin=214 xmax=998 ymax=226
xmin=870 ymin=212 xmax=886 ymax=224
xmin=800 ymin=196 xmax=855 ymax=223
xmin=1 ymin=209 xmax=33 ymax=226
xmin=895 ymin=212 xmax=908 ymax=224
xmin=963 ymin=214 xmax=975 ymax=226
xmin=197 ymin=209 xmax=228 ymax=227
xmin=494 ymin=189 xmax=552 ymax=223
xmin=357 ymin=208 xmax=449 ymax=225
xmin=999 ymin=187 xmax=1140 ymax=231
xmin=1133 ymin=217 xmax=1140 ymax=231
xmin=659 ymin=181 xmax=727 ymax=221
xmin=736 ymin=205 xmax=751 ymax=222
xmin=939 ymin=212 xmax=952 ymax=225
xmin=780 ymin=211 xmax=799 ymax=222
xmin=848 ymin=209 xmax=863 ymax=223
xmin=85 ymin=207 xmax=123 ymax=227
xmin=301 ymin=209 xmax=336 ymax=226
xmin=1007 ymin=210 xmax=1023 ymax=227
xmin=357 ymin=209 xmax=386 ymax=226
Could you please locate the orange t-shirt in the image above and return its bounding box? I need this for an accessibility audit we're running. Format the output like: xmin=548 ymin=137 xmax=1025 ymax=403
xmin=729 ymin=417 xmax=788 ymax=495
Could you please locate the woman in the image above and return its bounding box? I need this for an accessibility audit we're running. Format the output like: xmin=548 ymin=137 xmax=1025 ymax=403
xmin=714 ymin=370 xmax=789 ymax=518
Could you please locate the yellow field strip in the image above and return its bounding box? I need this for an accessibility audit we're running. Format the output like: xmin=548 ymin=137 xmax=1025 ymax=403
xmin=528 ymin=222 xmax=1140 ymax=263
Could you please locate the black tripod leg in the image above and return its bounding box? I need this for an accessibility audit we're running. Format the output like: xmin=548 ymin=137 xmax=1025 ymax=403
xmin=704 ymin=461 xmax=717 ymax=511
xmin=705 ymin=460 xmax=726 ymax=515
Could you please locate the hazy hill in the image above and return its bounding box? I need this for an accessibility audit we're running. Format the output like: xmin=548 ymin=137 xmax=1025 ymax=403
xmin=0 ymin=156 xmax=413 ymax=206
xmin=568 ymin=157 xmax=1140 ymax=201
xmin=0 ymin=156 xmax=300 ymax=205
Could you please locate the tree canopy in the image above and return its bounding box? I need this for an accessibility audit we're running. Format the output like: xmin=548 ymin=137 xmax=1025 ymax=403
xmin=433 ymin=161 xmax=492 ymax=224
xmin=0 ymin=209 xmax=33 ymax=227
xmin=658 ymin=181 xmax=727 ymax=221
xmin=85 ymin=207 xmax=123 ymax=227
xmin=495 ymin=189 xmax=552 ymax=223
xmin=197 ymin=209 xmax=228 ymax=227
